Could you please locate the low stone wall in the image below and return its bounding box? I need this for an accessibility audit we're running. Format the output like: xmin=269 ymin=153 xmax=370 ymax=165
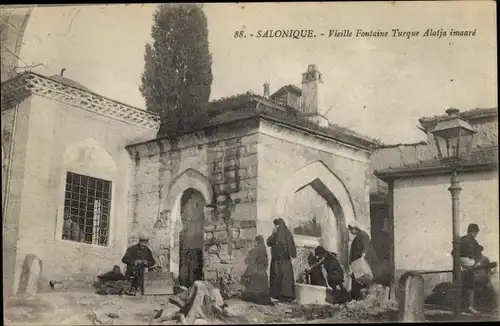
xmin=395 ymin=269 xmax=452 ymax=299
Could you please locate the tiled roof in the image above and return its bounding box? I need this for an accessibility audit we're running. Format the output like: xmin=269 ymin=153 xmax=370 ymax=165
xmin=201 ymin=93 xmax=380 ymax=150
xmin=270 ymin=84 xmax=302 ymax=98
xmin=419 ymin=108 xmax=498 ymax=131
xmin=374 ymin=145 xmax=498 ymax=180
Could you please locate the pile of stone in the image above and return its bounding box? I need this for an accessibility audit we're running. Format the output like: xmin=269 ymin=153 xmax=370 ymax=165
xmin=339 ymin=284 xmax=398 ymax=321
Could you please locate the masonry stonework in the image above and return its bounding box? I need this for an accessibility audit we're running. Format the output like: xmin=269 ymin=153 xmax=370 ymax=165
xmin=128 ymin=112 xmax=374 ymax=290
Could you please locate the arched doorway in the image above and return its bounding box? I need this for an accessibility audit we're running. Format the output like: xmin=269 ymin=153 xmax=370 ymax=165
xmin=179 ymin=188 xmax=206 ymax=287
xmin=164 ymin=169 xmax=214 ymax=281
xmin=274 ymin=161 xmax=359 ymax=276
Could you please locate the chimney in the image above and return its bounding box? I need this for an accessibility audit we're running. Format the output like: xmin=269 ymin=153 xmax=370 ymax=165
xmin=263 ymin=83 xmax=270 ymax=98
xmin=300 ymin=64 xmax=329 ymax=127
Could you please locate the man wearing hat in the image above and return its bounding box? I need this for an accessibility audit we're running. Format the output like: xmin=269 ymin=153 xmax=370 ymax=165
xmin=453 ymin=223 xmax=484 ymax=314
xmin=122 ymin=234 xmax=156 ymax=295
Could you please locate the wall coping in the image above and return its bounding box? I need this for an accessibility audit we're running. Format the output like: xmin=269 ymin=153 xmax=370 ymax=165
xmin=1 ymin=72 xmax=160 ymax=130
xmin=375 ymin=162 xmax=498 ymax=181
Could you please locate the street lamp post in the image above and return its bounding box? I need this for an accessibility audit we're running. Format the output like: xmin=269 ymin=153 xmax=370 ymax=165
xmin=430 ymin=108 xmax=476 ymax=321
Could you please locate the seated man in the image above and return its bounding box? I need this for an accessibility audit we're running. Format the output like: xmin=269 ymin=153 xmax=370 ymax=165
xmin=121 ymin=234 xmax=156 ymax=295
xmin=93 ymin=265 xmax=129 ymax=295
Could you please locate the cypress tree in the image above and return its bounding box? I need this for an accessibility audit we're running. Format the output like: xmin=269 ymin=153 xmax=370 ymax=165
xmin=140 ymin=4 xmax=213 ymax=137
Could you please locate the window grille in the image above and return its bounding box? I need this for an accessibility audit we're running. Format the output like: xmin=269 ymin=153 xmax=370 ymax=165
xmin=62 ymin=171 xmax=111 ymax=246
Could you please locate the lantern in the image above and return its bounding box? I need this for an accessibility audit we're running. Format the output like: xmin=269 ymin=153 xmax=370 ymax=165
xmin=430 ymin=108 xmax=476 ymax=166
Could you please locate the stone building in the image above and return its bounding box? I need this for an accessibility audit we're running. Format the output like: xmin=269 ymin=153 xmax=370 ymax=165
xmin=371 ymin=108 xmax=499 ymax=295
xmin=1 ymin=72 xmax=159 ymax=296
xmin=2 ymin=64 xmax=379 ymax=295
xmin=127 ymin=64 xmax=379 ymax=288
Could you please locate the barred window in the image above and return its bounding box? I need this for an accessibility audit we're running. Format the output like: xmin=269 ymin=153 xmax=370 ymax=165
xmin=62 ymin=171 xmax=111 ymax=246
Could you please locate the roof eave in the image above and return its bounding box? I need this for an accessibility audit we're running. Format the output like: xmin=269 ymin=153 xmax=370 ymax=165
xmin=374 ymin=162 xmax=498 ymax=182
xmin=418 ymin=108 xmax=499 ymax=132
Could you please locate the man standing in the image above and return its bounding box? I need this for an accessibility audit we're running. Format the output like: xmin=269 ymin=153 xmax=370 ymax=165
xmin=121 ymin=234 xmax=156 ymax=295
xmin=454 ymin=223 xmax=484 ymax=314
xmin=62 ymin=207 xmax=83 ymax=242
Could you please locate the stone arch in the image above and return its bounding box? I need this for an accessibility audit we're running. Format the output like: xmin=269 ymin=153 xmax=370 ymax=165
xmin=274 ymin=160 xmax=358 ymax=268
xmin=165 ymin=169 xmax=214 ymax=278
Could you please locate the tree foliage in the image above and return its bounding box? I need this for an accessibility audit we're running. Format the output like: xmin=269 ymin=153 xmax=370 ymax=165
xmin=140 ymin=4 xmax=213 ymax=137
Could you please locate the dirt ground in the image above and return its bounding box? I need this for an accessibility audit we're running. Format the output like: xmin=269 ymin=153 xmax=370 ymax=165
xmin=3 ymin=290 xmax=400 ymax=325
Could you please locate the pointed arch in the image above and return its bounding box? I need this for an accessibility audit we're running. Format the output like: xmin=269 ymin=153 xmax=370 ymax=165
xmin=273 ymin=160 xmax=359 ymax=267
xmin=165 ymin=168 xmax=214 ymax=208
xmin=275 ymin=160 xmax=356 ymax=224
xmin=164 ymin=168 xmax=214 ymax=278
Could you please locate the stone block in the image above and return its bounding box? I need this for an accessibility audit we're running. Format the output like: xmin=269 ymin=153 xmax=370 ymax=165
xmin=233 ymin=220 xmax=257 ymax=229
xmin=209 ymin=254 xmax=221 ymax=264
xmin=239 ymin=227 xmax=256 ymax=240
xmin=214 ymin=230 xmax=228 ymax=240
xmin=238 ymin=168 xmax=247 ymax=178
xmin=204 ymin=269 xmax=217 ymax=280
xmin=232 ymin=228 xmax=240 ymax=239
xmin=204 ymin=231 xmax=213 ymax=241
xmin=224 ymin=138 xmax=242 ymax=147
xmin=228 ymin=182 xmax=238 ymax=192
xmin=249 ymin=144 xmax=258 ymax=153
xmin=208 ymin=245 xmax=218 ymax=254
xmin=241 ymin=178 xmax=257 ymax=190
xmin=240 ymin=154 xmax=258 ymax=167
xmin=244 ymin=189 xmax=257 ymax=203
xmin=220 ymin=244 xmax=230 ymax=257
xmin=214 ymin=161 xmax=223 ymax=171
xmin=216 ymin=212 xmax=227 ymax=221
xmin=227 ymin=158 xmax=238 ymax=168
xmin=225 ymin=169 xmax=236 ymax=179
xmin=205 ymin=224 xmax=216 ymax=232
xmin=213 ymin=172 xmax=223 ymax=182
xmin=17 ymin=254 xmax=42 ymax=295
xmin=238 ymin=146 xmax=247 ymax=156
xmin=246 ymin=164 xmax=257 ymax=179
xmin=233 ymin=239 xmax=254 ymax=250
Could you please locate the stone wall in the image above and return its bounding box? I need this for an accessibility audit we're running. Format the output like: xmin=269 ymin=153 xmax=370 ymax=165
xmin=257 ymin=120 xmax=372 ymax=273
xmin=129 ymin=118 xmax=373 ymax=290
xmin=128 ymin=121 xmax=260 ymax=286
xmin=2 ymin=94 xmax=156 ymax=295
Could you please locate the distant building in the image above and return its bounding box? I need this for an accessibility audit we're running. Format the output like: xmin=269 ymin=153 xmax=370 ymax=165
xmin=372 ymin=108 xmax=498 ymax=294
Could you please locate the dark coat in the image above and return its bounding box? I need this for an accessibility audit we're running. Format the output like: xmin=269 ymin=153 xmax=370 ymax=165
xmin=97 ymin=271 xmax=127 ymax=282
xmin=349 ymin=229 xmax=375 ymax=264
xmin=454 ymin=235 xmax=483 ymax=260
xmin=307 ymin=254 xmax=327 ymax=287
xmin=323 ymin=253 xmax=344 ymax=287
xmin=121 ymin=244 xmax=155 ymax=277
xmin=267 ymin=219 xmax=297 ymax=300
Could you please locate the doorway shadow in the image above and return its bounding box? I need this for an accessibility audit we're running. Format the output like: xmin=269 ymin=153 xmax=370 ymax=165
xmin=241 ymin=235 xmax=271 ymax=305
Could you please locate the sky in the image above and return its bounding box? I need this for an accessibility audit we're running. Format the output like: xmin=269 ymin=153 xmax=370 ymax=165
xmin=14 ymin=2 xmax=498 ymax=143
